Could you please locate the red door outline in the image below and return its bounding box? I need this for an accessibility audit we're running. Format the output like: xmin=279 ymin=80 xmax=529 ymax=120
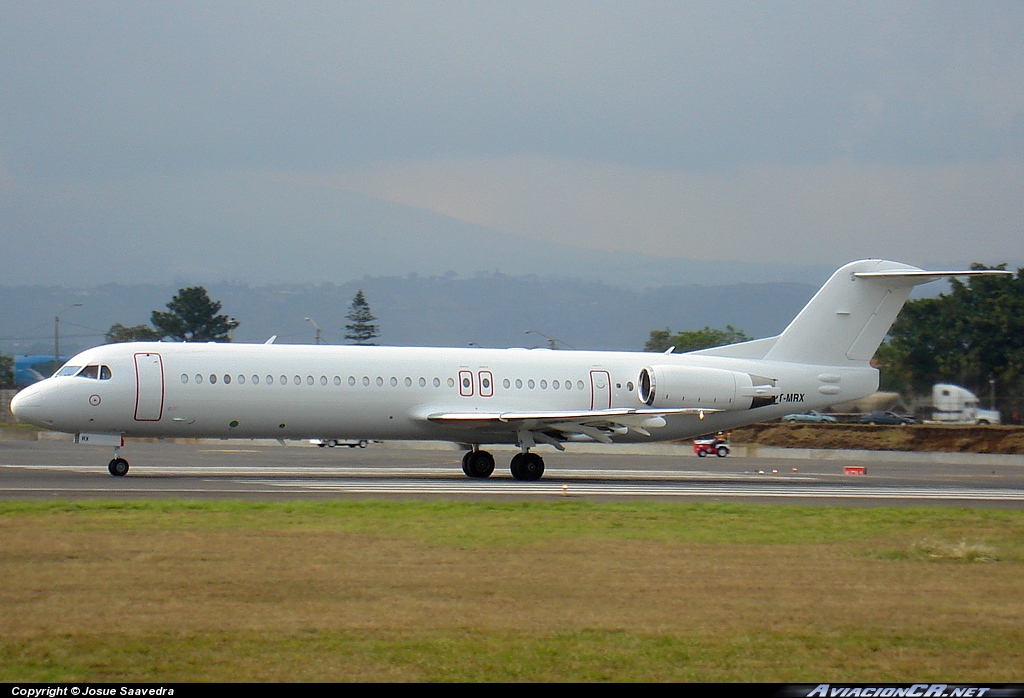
xmin=458 ymin=370 xmax=474 ymax=397
xmin=478 ymin=370 xmax=493 ymax=397
xmin=134 ymin=352 xmax=165 ymax=421
xmin=590 ymin=370 xmax=611 ymax=410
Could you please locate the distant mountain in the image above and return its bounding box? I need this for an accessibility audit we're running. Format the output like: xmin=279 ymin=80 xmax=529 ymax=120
xmin=1 ymin=171 xmax=833 ymax=289
xmin=0 ymin=274 xmax=817 ymax=357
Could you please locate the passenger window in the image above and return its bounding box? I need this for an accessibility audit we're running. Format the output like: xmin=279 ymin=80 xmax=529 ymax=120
xmin=552 ymin=380 xmax=559 ymax=389
xmin=515 ymin=379 xmax=523 ymax=389
xmin=539 ymin=380 xmax=547 ymax=389
xmin=279 ymin=375 xmax=287 ymax=385
xmin=405 ymin=377 xmax=412 ymax=387
xmin=447 ymin=378 xmax=455 ymax=388
xmin=181 ymin=374 xmax=189 ymax=384
xmin=503 ymin=379 xmax=510 ymax=389
xmin=306 ymin=376 xmax=314 ymax=386
xmin=253 ymin=375 xmax=260 ymax=385
xmin=528 ymin=379 xmax=535 ymax=389
xmin=391 ymin=377 xmax=398 ymax=387
xmin=195 ymin=374 xmax=203 ymax=384
xmin=238 ymin=375 xmax=246 ymax=385
xmin=419 ymin=377 xmax=426 ymax=387
xmin=224 ymin=374 xmax=231 ymax=384
xmin=433 ymin=378 xmax=441 ymax=387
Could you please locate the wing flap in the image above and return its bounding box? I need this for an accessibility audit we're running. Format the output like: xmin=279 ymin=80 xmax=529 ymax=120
xmin=425 ymin=407 xmax=716 ymax=423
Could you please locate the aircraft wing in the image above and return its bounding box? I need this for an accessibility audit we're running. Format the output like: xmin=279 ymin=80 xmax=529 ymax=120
xmin=424 ymin=407 xmax=718 ymax=446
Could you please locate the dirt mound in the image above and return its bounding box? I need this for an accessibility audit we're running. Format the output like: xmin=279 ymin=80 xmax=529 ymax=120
xmin=728 ymin=424 xmax=1024 ymax=454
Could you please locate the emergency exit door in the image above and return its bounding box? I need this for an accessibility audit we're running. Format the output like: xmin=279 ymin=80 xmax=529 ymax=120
xmin=590 ymin=370 xmax=611 ymax=410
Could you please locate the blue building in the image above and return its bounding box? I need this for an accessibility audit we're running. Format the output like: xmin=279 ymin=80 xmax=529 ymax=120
xmin=14 ymin=355 xmax=66 ymax=387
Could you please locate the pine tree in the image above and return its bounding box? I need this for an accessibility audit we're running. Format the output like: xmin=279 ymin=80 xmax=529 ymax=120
xmin=151 ymin=287 xmax=239 ymax=342
xmin=344 ymin=290 xmax=379 ymax=345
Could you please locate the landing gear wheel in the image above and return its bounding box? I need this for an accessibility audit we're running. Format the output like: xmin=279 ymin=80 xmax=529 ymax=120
xmin=108 ymin=458 xmax=129 ymax=477
xmin=463 ymin=450 xmax=495 ymax=478
xmin=511 ymin=452 xmax=544 ymax=481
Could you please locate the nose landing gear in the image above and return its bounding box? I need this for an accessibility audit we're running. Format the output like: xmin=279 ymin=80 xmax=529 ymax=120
xmin=108 ymin=457 xmax=129 ymax=477
xmin=108 ymin=445 xmax=129 ymax=476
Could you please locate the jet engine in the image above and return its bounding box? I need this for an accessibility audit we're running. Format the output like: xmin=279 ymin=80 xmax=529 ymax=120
xmin=637 ymin=365 xmax=778 ymax=411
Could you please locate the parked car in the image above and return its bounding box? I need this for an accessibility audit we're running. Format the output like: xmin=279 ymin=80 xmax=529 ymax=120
xmin=310 ymin=438 xmax=370 ymax=448
xmin=781 ymin=411 xmax=838 ymax=424
xmin=860 ymin=411 xmax=915 ymax=426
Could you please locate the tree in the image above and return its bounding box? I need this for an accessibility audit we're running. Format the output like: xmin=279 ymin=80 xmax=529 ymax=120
xmin=151 ymin=287 xmax=239 ymax=342
xmin=0 ymin=354 xmax=13 ymax=389
xmin=344 ymin=290 xmax=379 ymax=345
xmin=645 ymin=325 xmax=750 ymax=353
xmin=876 ymin=264 xmax=1024 ymax=418
xmin=105 ymin=323 xmax=162 ymax=343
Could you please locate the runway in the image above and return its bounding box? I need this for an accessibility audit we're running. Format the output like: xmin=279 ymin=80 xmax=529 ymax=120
xmin=2 ymin=439 xmax=1023 ymax=506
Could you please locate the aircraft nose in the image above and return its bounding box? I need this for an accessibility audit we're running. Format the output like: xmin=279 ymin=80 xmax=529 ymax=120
xmin=10 ymin=384 xmax=46 ymax=427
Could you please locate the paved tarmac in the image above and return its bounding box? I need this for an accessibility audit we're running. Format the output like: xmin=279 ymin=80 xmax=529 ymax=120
xmin=2 ymin=437 xmax=1023 ymax=507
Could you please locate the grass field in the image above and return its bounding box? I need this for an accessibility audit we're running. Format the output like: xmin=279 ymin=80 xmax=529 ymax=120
xmin=2 ymin=500 xmax=1023 ymax=681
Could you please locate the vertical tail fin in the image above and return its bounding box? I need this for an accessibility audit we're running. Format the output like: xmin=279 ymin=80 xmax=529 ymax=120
xmin=758 ymin=260 xmax=1010 ymax=367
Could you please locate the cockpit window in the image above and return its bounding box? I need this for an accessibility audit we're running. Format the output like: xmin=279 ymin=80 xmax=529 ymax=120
xmin=56 ymin=365 xmax=81 ymax=377
xmin=75 ymin=365 xmax=112 ymax=380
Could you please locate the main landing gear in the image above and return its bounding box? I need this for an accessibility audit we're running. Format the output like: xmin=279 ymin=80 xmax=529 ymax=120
xmin=461 ymin=449 xmax=545 ymax=481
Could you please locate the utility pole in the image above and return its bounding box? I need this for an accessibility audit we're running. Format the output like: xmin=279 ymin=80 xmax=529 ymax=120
xmin=54 ymin=303 xmax=83 ymax=372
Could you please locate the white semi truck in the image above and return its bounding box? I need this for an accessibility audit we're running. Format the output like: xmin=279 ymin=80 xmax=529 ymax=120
xmin=928 ymin=383 xmax=1001 ymax=425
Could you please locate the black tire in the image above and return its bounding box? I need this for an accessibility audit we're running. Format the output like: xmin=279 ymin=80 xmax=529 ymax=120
xmin=108 ymin=458 xmax=129 ymax=477
xmin=465 ymin=450 xmax=495 ymax=478
xmin=358 ymin=440 xmax=369 ymax=448
xmin=512 ymin=453 xmax=544 ymax=481
xmin=716 ymin=446 xmax=729 ymax=458
xmin=697 ymin=450 xmax=707 ymax=457
xmin=462 ymin=451 xmax=473 ymax=477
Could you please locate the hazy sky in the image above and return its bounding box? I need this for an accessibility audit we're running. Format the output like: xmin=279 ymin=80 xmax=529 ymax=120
xmin=2 ymin=1 xmax=1022 ymax=286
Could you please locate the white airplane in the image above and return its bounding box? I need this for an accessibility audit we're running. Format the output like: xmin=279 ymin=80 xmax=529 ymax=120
xmin=10 ymin=260 xmax=1009 ymax=480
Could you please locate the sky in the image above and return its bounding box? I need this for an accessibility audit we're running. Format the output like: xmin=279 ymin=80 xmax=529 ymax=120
xmin=1 ymin=1 xmax=1022 ymax=287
